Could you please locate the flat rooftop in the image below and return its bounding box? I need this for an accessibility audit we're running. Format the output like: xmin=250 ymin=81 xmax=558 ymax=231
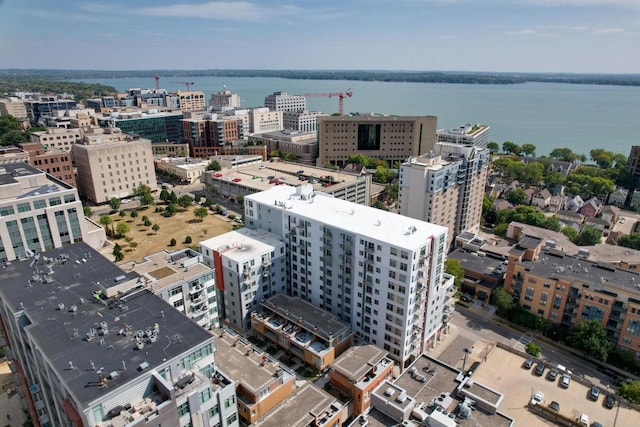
xmin=0 ymin=242 xmax=214 ymax=407
xmin=253 ymin=382 xmax=339 ymax=427
xmin=331 ymin=344 xmax=388 ymax=382
xmin=447 ymin=250 xmax=505 ymax=280
xmin=0 ymin=163 xmax=70 ymax=200
xmin=200 ymin=228 xmax=283 ymax=262
xmin=260 ymin=294 xmax=350 ymax=342
xmin=247 ymin=184 xmax=448 ymax=249
xmin=212 ymin=329 xmax=293 ymax=396
xmin=119 ymin=249 xmax=212 ymax=291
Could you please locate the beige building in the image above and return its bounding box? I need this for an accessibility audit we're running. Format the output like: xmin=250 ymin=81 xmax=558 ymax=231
xmin=176 ymin=90 xmax=206 ymax=111
xmin=29 ymin=127 xmax=85 ymax=152
xmin=154 ymin=156 xmax=209 ymax=183
xmin=209 ymin=89 xmax=241 ymax=110
xmin=0 ymin=97 xmax=28 ymax=120
xmin=248 ymin=130 xmax=318 ymax=164
xmin=248 ymin=107 xmax=283 ymax=134
xmin=72 ymin=127 xmax=157 ymax=203
xmin=316 ymin=113 xmax=437 ymax=167
xmin=0 ymin=146 xmax=30 ymax=164
xmin=0 ymin=163 xmax=106 ymax=261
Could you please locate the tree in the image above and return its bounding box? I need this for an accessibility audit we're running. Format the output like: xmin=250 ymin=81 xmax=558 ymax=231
xmin=502 ymin=141 xmax=521 ymax=155
xmin=619 ymin=381 xmax=640 ymax=404
xmin=185 ymin=236 xmax=192 ymax=244
xmin=487 ymin=142 xmax=500 ymax=153
xmin=0 ymin=129 xmax=28 ymax=146
xmin=169 ymin=238 xmax=177 ymax=246
xmin=284 ymin=152 xmax=298 ymax=161
xmin=116 ymin=221 xmax=130 ymax=238
xmin=521 ymin=143 xmax=536 ymax=157
xmin=0 ymin=115 xmax=22 ymax=135
xmin=506 ymin=188 xmax=528 ymax=205
xmin=99 ymin=214 xmax=113 ymax=235
xmin=567 ymin=319 xmax=613 ymax=361
xmin=152 ymin=224 xmax=160 ymax=233
xmin=159 ymin=189 xmax=170 ymax=202
xmin=572 ymin=225 xmax=602 ymax=246
xmin=143 ymin=218 xmax=152 ymax=227
xmin=140 ymin=192 xmax=154 ymax=206
xmin=178 ymin=194 xmax=193 ymax=209
xmin=445 ymin=258 xmax=464 ymax=289
xmin=206 ymin=160 xmax=221 ymax=171
xmin=109 ymin=197 xmax=121 ymax=212
xmin=561 ymin=226 xmax=578 ymax=241
xmin=83 ymin=205 xmax=92 ymax=217
xmin=169 ymin=191 xmax=178 ymax=204
xmin=112 ymin=243 xmax=124 ymax=262
xmin=166 ymin=203 xmax=177 ymax=216
xmin=236 ymin=194 xmax=243 ymax=205
xmin=119 ymin=210 xmax=127 ymax=219
xmin=194 ymin=206 xmax=208 ymax=221
xmin=618 ymin=233 xmax=640 ymax=250
xmin=130 ymin=210 xmax=138 ymax=218
xmin=194 ymin=193 xmax=201 ymax=203
xmin=525 ymin=342 xmax=541 ymax=357
xmin=491 ymin=287 xmax=515 ymax=317
xmin=550 ymin=147 xmax=580 ymax=163
xmin=133 ymin=184 xmax=154 ymax=206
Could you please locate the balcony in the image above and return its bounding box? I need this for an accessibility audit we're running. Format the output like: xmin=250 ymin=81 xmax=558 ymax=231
xmin=189 ymin=284 xmax=205 ymax=295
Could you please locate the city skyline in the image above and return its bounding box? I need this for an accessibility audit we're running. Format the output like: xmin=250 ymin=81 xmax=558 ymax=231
xmin=0 ymin=0 xmax=638 ymax=74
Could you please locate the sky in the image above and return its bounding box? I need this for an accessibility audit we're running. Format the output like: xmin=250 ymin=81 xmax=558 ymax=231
xmin=0 ymin=0 xmax=639 ymax=73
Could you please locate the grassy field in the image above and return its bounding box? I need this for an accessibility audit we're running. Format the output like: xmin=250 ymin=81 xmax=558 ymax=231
xmin=94 ymin=204 xmax=235 ymax=264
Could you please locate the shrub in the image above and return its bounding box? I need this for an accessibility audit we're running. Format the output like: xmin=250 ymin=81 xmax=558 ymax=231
xmin=169 ymin=238 xmax=176 ymax=247
xmin=525 ymin=342 xmax=541 ymax=357
xmin=185 ymin=236 xmax=192 ymax=244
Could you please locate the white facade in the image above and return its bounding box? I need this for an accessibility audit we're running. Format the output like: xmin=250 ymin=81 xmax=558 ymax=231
xmin=209 ymin=89 xmax=242 ymax=110
xmin=0 ymin=163 xmax=106 ymax=262
xmin=245 ymin=184 xmax=449 ymax=367
xmin=249 ymin=107 xmax=283 ymax=134
xmin=155 ymin=157 xmax=209 ymax=183
xmin=264 ymin=92 xmax=306 ymax=113
xmin=283 ymin=110 xmax=320 ymax=132
xmin=200 ymin=228 xmax=287 ymax=331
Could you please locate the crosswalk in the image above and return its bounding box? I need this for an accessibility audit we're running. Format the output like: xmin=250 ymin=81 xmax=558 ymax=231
xmin=513 ymin=333 xmax=532 ymax=352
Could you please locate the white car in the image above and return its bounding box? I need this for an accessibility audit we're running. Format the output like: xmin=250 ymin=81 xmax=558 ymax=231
xmin=579 ymin=413 xmax=589 ymax=426
xmin=531 ymin=391 xmax=544 ymax=405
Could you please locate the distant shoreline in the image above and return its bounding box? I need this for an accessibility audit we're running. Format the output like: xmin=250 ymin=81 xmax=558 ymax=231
xmin=2 ymin=69 xmax=640 ymax=87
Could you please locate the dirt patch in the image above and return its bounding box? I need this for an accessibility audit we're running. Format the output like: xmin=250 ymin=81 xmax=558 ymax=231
xmin=95 ymin=205 xmax=235 ymax=264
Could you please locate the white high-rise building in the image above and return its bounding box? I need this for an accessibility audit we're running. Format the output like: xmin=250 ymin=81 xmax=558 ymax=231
xmin=264 ymin=92 xmax=306 ymax=113
xmin=245 ymin=184 xmax=451 ymax=368
xmin=200 ymin=228 xmax=287 ymax=331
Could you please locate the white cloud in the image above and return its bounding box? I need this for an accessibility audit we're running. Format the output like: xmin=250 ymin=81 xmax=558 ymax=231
xmin=505 ymin=29 xmax=538 ymax=35
xmin=594 ymin=27 xmax=625 ymax=33
xmin=130 ymin=1 xmax=304 ymax=22
xmin=570 ymin=25 xmax=588 ymax=31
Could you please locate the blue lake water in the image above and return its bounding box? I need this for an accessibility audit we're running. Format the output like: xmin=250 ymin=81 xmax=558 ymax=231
xmin=73 ymin=76 xmax=640 ymax=157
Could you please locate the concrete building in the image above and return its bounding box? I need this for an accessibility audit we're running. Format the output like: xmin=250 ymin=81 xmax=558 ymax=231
xmin=248 ymin=107 xmax=283 ymax=134
xmin=503 ymin=236 xmax=640 ymax=362
xmin=72 ymin=127 xmax=157 ymax=203
xmin=213 ymin=328 xmax=297 ymax=424
xmin=29 ymin=127 xmax=84 ymax=152
xmin=24 ymin=97 xmax=77 ymax=125
xmin=251 ymin=294 xmax=352 ymax=371
xmin=209 ymin=89 xmax=242 ymax=111
xmin=245 ymin=184 xmax=452 ymax=368
xmin=0 ymin=242 xmax=239 ymax=427
xmin=400 ymin=124 xmax=489 ymax=244
xmin=120 ymin=248 xmax=220 ymax=329
xmin=316 ymin=113 xmax=438 ymax=167
xmin=20 ymin=142 xmax=75 ymax=187
xmin=0 ymin=163 xmax=105 ymax=262
xmin=200 ymin=228 xmax=287 ymax=331
xmin=447 ymin=248 xmax=506 ymax=303
xmin=329 ymin=344 xmax=394 ymax=416
xmin=0 ymin=146 xmax=30 ymax=164
xmin=203 ymin=160 xmax=374 ymax=206
xmin=248 ymin=130 xmax=318 ymax=164
xmin=176 ymin=90 xmax=206 ymax=112
xmin=0 ymin=97 xmax=28 ymax=120
xmin=97 ymin=111 xmax=184 ymax=144
xmin=154 ymin=156 xmax=209 ymax=184
xmin=282 ymin=110 xmax=320 ymax=133
xmin=150 ymin=142 xmax=190 ymax=157
xmin=182 ymin=114 xmax=244 ymax=159
xmin=264 ymin=92 xmax=306 ymax=113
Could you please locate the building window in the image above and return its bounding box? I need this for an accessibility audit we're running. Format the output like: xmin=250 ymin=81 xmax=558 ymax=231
xmin=552 ymin=295 xmax=562 ymax=310
xmin=540 ymin=292 xmax=548 ymax=306
xmin=524 ymin=287 xmax=534 ymax=302
xmin=178 ymin=402 xmax=190 ymax=417
xmin=627 ymin=319 xmax=640 ymax=337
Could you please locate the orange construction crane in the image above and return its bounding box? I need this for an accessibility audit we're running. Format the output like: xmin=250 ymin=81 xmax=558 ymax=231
xmin=153 ymin=75 xmax=160 ymax=90
xmin=298 ymin=89 xmax=353 ymax=115
xmin=171 ymin=81 xmax=196 ymax=91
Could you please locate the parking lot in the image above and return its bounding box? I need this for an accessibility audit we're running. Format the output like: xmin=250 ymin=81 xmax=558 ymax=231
xmin=472 ymin=347 xmax=638 ymax=427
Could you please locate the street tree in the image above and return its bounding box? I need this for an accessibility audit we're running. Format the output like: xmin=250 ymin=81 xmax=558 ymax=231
xmin=619 ymin=381 xmax=640 ymax=404
xmin=109 ymin=197 xmax=121 ymax=212
xmin=159 ymin=189 xmax=170 ymax=202
xmin=177 ymin=194 xmax=193 ymax=209
xmin=567 ymin=319 xmax=613 ymax=361
xmin=618 ymin=233 xmax=640 ymax=250
xmin=487 ymin=142 xmax=499 ymax=153
xmin=99 ymin=214 xmax=113 ymax=235
xmin=521 ymin=143 xmax=536 ymax=157
xmin=112 ymin=243 xmax=124 ymax=262
xmin=491 ymin=287 xmax=515 ymax=317
xmin=444 ymin=258 xmax=464 ymax=289
xmin=572 ymin=225 xmax=602 ymax=246
xmin=206 ymin=160 xmax=221 ymax=171
xmin=506 ymin=189 xmax=528 ymax=205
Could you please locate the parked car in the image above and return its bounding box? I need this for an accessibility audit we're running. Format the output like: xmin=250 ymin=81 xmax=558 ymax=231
xmin=560 ymin=374 xmax=571 ymax=388
xmin=589 ymin=386 xmax=600 ymax=401
xmin=547 ymin=367 xmax=559 ymax=381
xmin=591 ymin=422 xmax=603 ymax=427
xmin=549 ymin=401 xmax=560 ymax=412
xmin=523 ymin=359 xmax=534 ymax=369
xmin=531 ymin=391 xmax=544 ymax=405
xmin=604 ymin=395 xmax=615 ymax=409
xmin=534 ymin=362 xmax=546 ymax=376
xmin=579 ymin=414 xmax=589 ymax=426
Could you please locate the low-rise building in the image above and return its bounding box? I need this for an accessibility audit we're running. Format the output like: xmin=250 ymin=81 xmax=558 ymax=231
xmin=120 ymin=248 xmax=219 ymax=329
xmin=97 ymin=110 xmax=185 ymax=144
xmin=251 ymin=294 xmax=353 ymax=372
xmin=447 ymin=249 xmax=506 ymax=303
xmin=20 ymin=142 xmax=76 ymax=187
xmin=154 ymin=156 xmax=209 ymax=184
xmin=29 ymin=127 xmax=84 ymax=152
xmin=329 ymin=344 xmax=394 ymax=416
xmin=213 ymin=328 xmax=297 ymax=424
xmin=0 ymin=146 xmax=29 ymax=164
xmin=249 ymin=130 xmax=318 ymax=164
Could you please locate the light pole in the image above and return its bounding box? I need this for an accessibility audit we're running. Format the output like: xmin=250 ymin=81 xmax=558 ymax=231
xmin=461 ymin=348 xmax=472 ymax=376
